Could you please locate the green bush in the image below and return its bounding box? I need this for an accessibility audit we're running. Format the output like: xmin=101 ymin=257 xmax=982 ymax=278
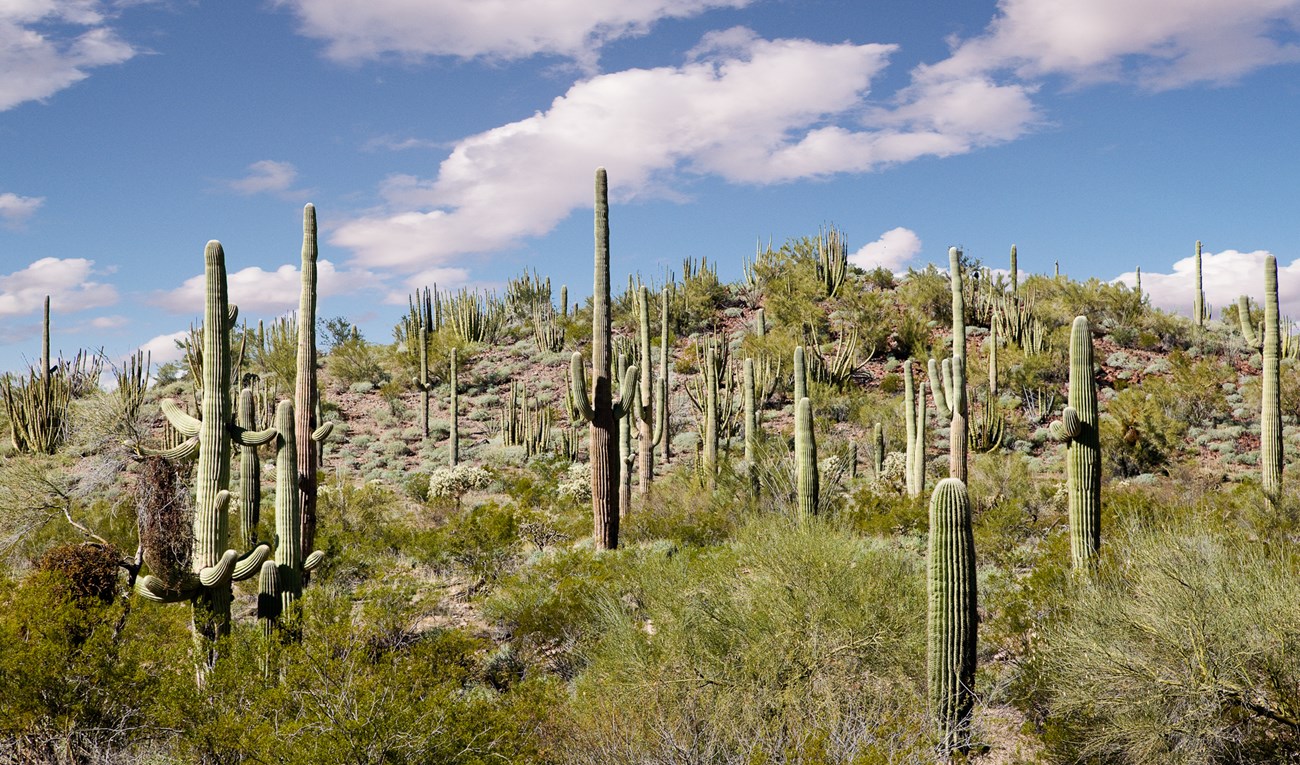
xmin=1034 ymin=524 xmax=1300 ymax=763
xmin=555 ymin=518 xmax=932 ymax=763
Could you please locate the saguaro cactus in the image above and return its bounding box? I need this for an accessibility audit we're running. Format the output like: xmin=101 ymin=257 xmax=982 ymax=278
xmin=236 ymin=387 xmax=262 ymax=548
xmin=407 ymin=288 xmax=435 ymax=438
xmin=1050 ymin=316 xmax=1101 ymax=568
xmin=927 ymin=478 xmax=977 ymax=754
xmin=874 ymin=422 xmax=885 ymax=477
xmin=296 ymin=204 xmax=333 ymax=570
xmin=795 ymin=397 xmax=818 ymax=521
xmin=930 ymin=247 xmax=969 ymax=483
xmin=135 ymin=242 xmax=274 ymax=669
xmin=1009 ymin=244 xmax=1018 ymax=295
xmin=1262 ymin=255 xmax=1283 ymax=506
xmin=258 ymin=400 xmax=326 ymax=634
xmin=570 ymin=168 xmax=636 ymax=549
xmin=449 ymin=347 xmax=459 ymax=467
xmin=635 ymin=286 xmax=666 ymax=494
xmin=904 ymin=361 xmax=928 ymax=497
xmin=1193 ymin=240 xmax=1206 ymax=327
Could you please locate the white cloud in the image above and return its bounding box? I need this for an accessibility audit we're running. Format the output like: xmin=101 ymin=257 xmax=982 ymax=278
xmin=88 ymin=314 xmax=127 ymax=329
xmin=225 ymin=160 xmax=303 ymax=197
xmin=0 ymin=192 xmax=44 ymax=227
xmin=0 ymin=1 xmax=136 ymax=111
xmin=927 ymin=0 xmax=1300 ymax=90
xmin=849 ymin=227 xmax=923 ymax=271
xmin=1114 ymin=248 xmax=1300 ymax=322
xmin=0 ymin=257 xmax=118 ymax=317
xmin=276 ymin=0 xmax=752 ymax=64
xmin=135 ymin=330 xmax=189 ymax=367
xmin=151 ymin=259 xmax=382 ymax=315
xmin=332 ymin=31 xmax=1039 ymax=272
xmin=362 ymin=135 xmax=444 ymax=152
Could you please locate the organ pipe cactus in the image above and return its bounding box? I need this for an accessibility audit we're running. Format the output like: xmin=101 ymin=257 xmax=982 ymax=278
xmin=927 ymin=477 xmax=977 ymax=754
xmin=296 ymin=204 xmax=333 ymax=570
xmin=815 ymin=225 xmax=848 ymax=298
xmin=407 ymin=287 xmax=435 ymax=438
xmin=685 ymin=336 xmax=734 ymax=486
xmin=1049 ymin=316 xmax=1101 ymax=568
xmin=257 ymin=400 xmax=326 ymax=636
xmin=135 ymin=241 xmax=274 ymax=671
xmin=2 ymin=296 xmax=74 ymax=454
xmin=795 ymin=397 xmax=818 ymax=521
xmin=1262 ymin=255 xmax=1283 ymax=506
xmin=570 ymin=168 xmax=637 ymax=549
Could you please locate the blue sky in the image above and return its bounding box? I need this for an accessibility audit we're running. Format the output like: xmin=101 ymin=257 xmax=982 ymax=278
xmin=2 ymin=0 xmax=1300 ymax=375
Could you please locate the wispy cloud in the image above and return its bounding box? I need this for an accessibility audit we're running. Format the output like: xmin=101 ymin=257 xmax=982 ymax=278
xmin=1113 ymin=247 xmax=1300 ymax=321
xmin=0 ymin=192 xmax=44 ymax=228
xmin=849 ymin=227 xmax=923 ymax=272
xmin=151 ymin=260 xmax=383 ymax=315
xmin=0 ymin=257 xmax=118 ymax=318
xmin=224 ymin=160 xmax=306 ymax=198
xmin=0 ymin=1 xmax=137 ymax=111
xmin=925 ymin=0 xmax=1300 ymax=90
xmin=276 ymin=0 xmax=752 ymax=65
xmin=362 ymin=135 xmax=445 ymax=152
xmin=331 ymin=30 xmax=1037 ymax=272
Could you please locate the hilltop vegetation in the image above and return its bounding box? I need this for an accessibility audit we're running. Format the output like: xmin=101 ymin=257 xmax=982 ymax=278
xmin=1 ymin=184 xmax=1299 ymax=764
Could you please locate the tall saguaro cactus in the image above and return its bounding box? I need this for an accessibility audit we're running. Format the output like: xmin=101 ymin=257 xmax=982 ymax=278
xmin=1262 ymin=255 xmax=1283 ymax=506
xmin=570 ymin=168 xmax=636 ymax=550
xmin=408 ymin=288 xmax=435 ymax=438
xmin=296 ymin=204 xmax=333 ymax=569
xmin=1050 ymin=316 xmax=1101 ymax=568
xmin=236 ymin=388 xmax=262 ymax=548
xmin=449 ymin=347 xmax=460 ymax=467
xmin=258 ymin=400 xmax=326 ymax=634
xmin=927 ymin=478 xmax=977 ymax=753
xmin=136 ymin=242 xmax=274 ymax=670
xmin=1193 ymin=240 xmax=1206 ymax=327
xmin=1009 ymin=244 xmax=1018 ymax=295
xmin=904 ymin=361 xmax=928 ymax=497
xmin=795 ymin=397 xmax=818 ymax=521
xmin=930 ymin=247 xmax=969 ymax=483
xmin=635 ymin=286 xmax=666 ymax=494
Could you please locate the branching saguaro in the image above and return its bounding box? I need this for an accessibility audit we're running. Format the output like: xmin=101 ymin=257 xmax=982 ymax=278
xmin=570 ymin=168 xmax=636 ymax=550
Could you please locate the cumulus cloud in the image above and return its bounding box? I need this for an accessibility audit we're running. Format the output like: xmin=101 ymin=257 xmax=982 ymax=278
xmin=1113 ymin=248 xmax=1300 ymax=321
xmin=0 ymin=192 xmax=44 ymax=227
xmin=276 ymin=0 xmax=752 ymax=64
xmin=0 ymin=257 xmax=118 ymax=317
xmin=849 ymin=227 xmax=923 ymax=272
xmin=151 ymin=260 xmax=382 ymax=315
xmin=224 ymin=160 xmax=304 ymax=197
xmin=332 ymin=31 xmax=1039 ymax=271
xmin=88 ymin=315 xmax=128 ymax=329
xmin=927 ymin=0 xmax=1300 ymax=90
xmin=0 ymin=1 xmax=137 ymax=111
xmin=135 ymin=330 xmax=189 ymax=367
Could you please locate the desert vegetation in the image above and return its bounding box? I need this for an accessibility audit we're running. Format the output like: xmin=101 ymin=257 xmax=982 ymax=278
xmin=2 ymin=168 xmax=1299 ymax=764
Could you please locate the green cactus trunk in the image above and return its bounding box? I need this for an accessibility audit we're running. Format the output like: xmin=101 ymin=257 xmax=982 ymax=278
xmin=570 ymin=168 xmax=635 ymax=550
xmin=795 ymin=397 xmax=818 ymax=522
xmin=618 ymin=353 xmax=634 ymax=518
xmin=744 ymin=357 xmax=758 ymax=494
xmin=1051 ymin=316 xmax=1101 ymax=568
xmin=988 ymin=313 xmax=999 ymax=397
xmin=1262 ymin=255 xmax=1283 ymax=506
xmin=296 ymin=204 xmax=323 ymax=566
xmin=449 ymin=347 xmax=459 ymax=467
xmin=658 ymin=287 xmax=671 ymax=468
xmin=793 ymin=345 xmax=807 ymax=404
xmin=874 ymin=422 xmax=885 ymax=477
xmin=947 ymin=247 xmax=968 ymax=483
xmin=926 ymin=478 xmax=977 ymax=754
xmin=1010 ymin=244 xmax=1017 ymax=295
xmin=1194 ymin=240 xmax=1205 ymax=327
xmin=635 ymin=286 xmax=664 ymax=495
xmin=237 ymin=387 xmax=261 ymax=548
xmin=905 ymin=361 xmax=918 ymax=497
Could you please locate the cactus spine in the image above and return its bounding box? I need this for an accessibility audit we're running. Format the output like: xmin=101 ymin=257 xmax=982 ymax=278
xmin=1050 ymin=316 xmax=1101 ymax=568
xmin=795 ymin=397 xmax=818 ymax=521
xmin=1194 ymin=240 xmax=1206 ymax=327
xmin=1262 ymin=255 xmax=1282 ymax=506
xmin=569 ymin=168 xmax=636 ymax=550
xmin=296 ymin=205 xmax=333 ymax=570
xmin=137 ymin=241 xmax=274 ymax=671
xmin=927 ymin=478 xmax=977 ymax=753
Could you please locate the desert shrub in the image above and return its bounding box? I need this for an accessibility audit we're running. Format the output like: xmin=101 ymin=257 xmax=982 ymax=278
xmin=1101 ymin=383 xmax=1189 ymax=477
xmin=34 ymin=542 xmax=122 ymax=605
xmin=555 ymin=518 xmax=932 ymax=763
xmin=429 ymin=501 xmax=519 ymax=594
xmin=750 ymin=240 xmax=826 ymax=335
xmin=1034 ymin=524 xmax=1300 ymax=763
xmin=171 ymin=586 xmax=557 ymax=765
xmin=843 ymin=477 xmax=927 ymax=537
xmin=325 ymin=326 xmax=389 ymax=388
xmin=622 ymin=464 xmax=745 ymax=546
xmin=897 ymin=264 xmax=952 ymax=325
